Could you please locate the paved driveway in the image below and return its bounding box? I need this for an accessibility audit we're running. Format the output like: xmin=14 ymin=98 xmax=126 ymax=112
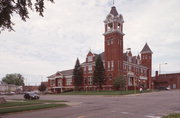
xmin=1 ymin=90 xmax=180 ymax=118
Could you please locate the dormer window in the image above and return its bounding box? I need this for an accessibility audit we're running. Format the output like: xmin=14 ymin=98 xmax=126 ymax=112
xmin=88 ymin=56 xmax=93 ymax=62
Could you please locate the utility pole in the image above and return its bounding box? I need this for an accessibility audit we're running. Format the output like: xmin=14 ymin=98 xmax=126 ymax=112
xmin=159 ymin=63 xmax=168 ymax=74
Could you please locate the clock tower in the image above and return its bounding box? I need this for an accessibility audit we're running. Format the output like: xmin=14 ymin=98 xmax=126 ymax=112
xmin=103 ymin=6 xmax=124 ymax=85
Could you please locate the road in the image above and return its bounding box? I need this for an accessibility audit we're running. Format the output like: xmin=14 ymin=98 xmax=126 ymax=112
xmin=1 ymin=90 xmax=180 ymax=118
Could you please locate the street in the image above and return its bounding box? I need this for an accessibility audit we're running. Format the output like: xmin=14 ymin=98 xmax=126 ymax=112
xmin=1 ymin=90 xmax=180 ymax=118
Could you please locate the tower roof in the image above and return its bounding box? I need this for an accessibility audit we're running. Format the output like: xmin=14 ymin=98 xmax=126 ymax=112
xmin=140 ymin=43 xmax=153 ymax=54
xmin=110 ymin=6 xmax=118 ymax=16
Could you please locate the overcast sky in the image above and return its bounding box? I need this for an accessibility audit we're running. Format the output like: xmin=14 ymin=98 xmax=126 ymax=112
xmin=0 ymin=0 xmax=180 ymax=85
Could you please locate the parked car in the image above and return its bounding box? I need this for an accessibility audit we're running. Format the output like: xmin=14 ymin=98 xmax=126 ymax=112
xmin=24 ymin=92 xmax=40 ymax=100
xmin=158 ymin=86 xmax=170 ymax=90
xmin=165 ymin=87 xmax=171 ymax=90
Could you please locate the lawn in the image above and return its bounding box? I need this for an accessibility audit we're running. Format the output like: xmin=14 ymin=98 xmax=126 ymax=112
xmin=59 ymin=90 xmax=152 ymax=95
xmin=162 ymin=113 xmax=180 ymax=118
xmin=0 ymin=100 xmax=67 ymax=114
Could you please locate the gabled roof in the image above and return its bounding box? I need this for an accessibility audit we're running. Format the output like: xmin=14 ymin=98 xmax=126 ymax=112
xmin=47 ymin=69 xmax=73 ymax=79
xmin=87 ymin=50 xmax=94 ymax=56
xmin=94 ymin=52 xmax=105 ymax=61
xmin=140 ymin=43 xmax=153 ymax=54
xmin=60 ymin=69 xmax=73 ymax=76
xmin=110 ymin=6 xmax=118 ymax=16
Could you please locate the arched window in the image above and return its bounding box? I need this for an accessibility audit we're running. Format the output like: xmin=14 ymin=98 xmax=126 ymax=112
xmin=109 ymin=74 xmax=112 ymax=81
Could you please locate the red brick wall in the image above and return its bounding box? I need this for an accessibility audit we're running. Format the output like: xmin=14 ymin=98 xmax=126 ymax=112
xmin=153 ymin=73 xmax=180 ymax=89
xmin=104 ymin=32 xmax=124 ymax=85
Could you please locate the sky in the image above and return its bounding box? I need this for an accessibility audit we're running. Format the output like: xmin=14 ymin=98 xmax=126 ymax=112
xmin=0 ymin=0 xmax=180 ymax=85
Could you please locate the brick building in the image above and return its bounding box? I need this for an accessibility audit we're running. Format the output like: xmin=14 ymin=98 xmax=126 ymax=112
xmin=48 ymin=6 xmax=153 ymax=93
xmin=153 ymin=72 xmax=180 ymax=89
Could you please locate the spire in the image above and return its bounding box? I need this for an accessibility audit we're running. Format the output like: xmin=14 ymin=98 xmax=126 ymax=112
xmin=110 ymin=6 xmax=118 ymax=16
xmin=140 ymin=43 xmax=153 ymax=54
xmin=137 ymin=55 xmax=140 ymax=59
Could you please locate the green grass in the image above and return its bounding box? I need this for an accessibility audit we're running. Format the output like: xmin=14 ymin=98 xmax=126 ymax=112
xmin=0 ymin=101 xmax=40 ymax=108
xmin=162 ymin=113 xmax=180 ymax=118
xmin=0 ymin=104 xmax=67 ymax=114
xmin=34 ymin=100 xmax=68 ymax=103
xmin=0 ymin=100 xmax=67 ymax=108
xmin=59 ymin=90 xmax=150 ymax=95
xmin=0 ymin=100 xmax=68 ymax=114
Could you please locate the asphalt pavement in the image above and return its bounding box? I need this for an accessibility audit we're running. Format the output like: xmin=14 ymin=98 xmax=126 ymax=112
xmin=1 ymin=90 xmax=180 ymax=118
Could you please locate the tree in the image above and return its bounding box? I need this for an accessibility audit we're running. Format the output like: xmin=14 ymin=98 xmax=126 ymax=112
xmin=38 ymin=82 xmax=47 ymax=92
xmin=73 ymin=58 xmax=83 ymax=91
xmin=2 ymin=73 xmax=24 ymax=86
xmin=113 ymin=75 xmax=126 ymax=90
xmin=93 ymin=55 xmax=105 ymax=90
xmin=0 ymin=0 xmax=54 ymax=33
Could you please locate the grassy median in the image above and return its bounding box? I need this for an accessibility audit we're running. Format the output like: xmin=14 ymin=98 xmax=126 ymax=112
xmin=0 ymin=100 xmax=67 ymax=114
xmin=59 ymin=90 xmax=152 ymax=95
xmin=162 ymin=113 xmax=180 ymax=118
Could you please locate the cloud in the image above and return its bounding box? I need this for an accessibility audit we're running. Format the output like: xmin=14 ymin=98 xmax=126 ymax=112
xmin=0 ymin=0 xmax=180 ymax=84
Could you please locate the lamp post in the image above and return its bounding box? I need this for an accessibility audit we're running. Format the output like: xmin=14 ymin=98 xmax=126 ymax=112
xmin=159 ymin=63 xmax=167 ymax=74
xmin=124 ymin=48 xmax=131 ymax=51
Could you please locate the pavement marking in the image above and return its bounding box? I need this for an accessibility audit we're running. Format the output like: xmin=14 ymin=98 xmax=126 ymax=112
xmin=145 ymin=115 xmax=161 ymax=118
xmin=111 ymin=110 xmax=116 ymax=112
xmin=120 ymin=112 xmax=129 ymax=114
xmin=77 ymin=116 xmax=86 ymax=118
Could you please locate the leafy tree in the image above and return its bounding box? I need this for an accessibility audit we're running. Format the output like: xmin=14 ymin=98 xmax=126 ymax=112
xmin=0 ymin=0 xmax=54 ymax=33
xmin=38 ymin=82 xmax=47 ymax=92
xmin=73 ymin=58 xmax=83 ymax=91
xmin=113 ymin=75 xmax=126 ymax=90
xmin=93 ymin=55 xmax=105 ymax=90
xmin=2 ymin=73 xmax=24 ymax=86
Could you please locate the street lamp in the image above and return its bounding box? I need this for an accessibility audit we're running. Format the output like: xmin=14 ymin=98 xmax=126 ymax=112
xmin=159 ymin=63 xmax=168 ymax=74
xmin=124 ymin=48 xmax=131 ymax=51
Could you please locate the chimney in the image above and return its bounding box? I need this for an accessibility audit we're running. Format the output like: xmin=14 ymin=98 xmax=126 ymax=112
xmin=155 ymin=71 xmax=158 ymax=78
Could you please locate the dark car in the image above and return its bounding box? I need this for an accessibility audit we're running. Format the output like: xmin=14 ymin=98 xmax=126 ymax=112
xmin=158 ymin=86 xmax=170 ymax=90
xmin=24 ymin=92 xmax=40 ymax=100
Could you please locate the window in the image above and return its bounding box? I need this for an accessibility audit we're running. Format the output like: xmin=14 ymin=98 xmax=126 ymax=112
xmin=84 ymin=67 xmax=86 ymax=72
xmin=144 ymin=70 xmax=147 ymax=75
xmin=141 ymin=68 xmax=143 ymax=74
xmin=111 ymin=60 xmax=114 ymax=70
xmin=117 ymin=23 xmax=121 ymax=32
xmin=128 ymin=77 xmax=134 ymax=86
xmin=109 ymin=74 xmax=112 ymax=80
xmin=111 ymin=39 xmax=113 ymax=44
xmin=58 ymin=79 xmax=62 ymax=86
xmin=128 ymin=56 xmax=132 ymax=62
xmin=107 ymin=39 xmax=113 ymax=45
xmin=88 ymin=56 xmax=93 ymax=62
xmin=107 ymin=39 xmax=110 ymax=45
xmin=137 ymin=59 xmax=140 ymax=64
xmin=66 ymin=78 xmax=72 ymax=85
xmin=88 ymin=65 xmax=92 ymax=73
xmin=108 ymin=61 xmax=110 ymax=71
xmin=173 ymin=84 xmax=176 ymax=89
xmin=50 ymin=80 xmax=55 ymax=86
xmin=107 ymin=23 xmax=113 ymax=31
xmin=88 ymin=77 xmax=93 ymax=85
